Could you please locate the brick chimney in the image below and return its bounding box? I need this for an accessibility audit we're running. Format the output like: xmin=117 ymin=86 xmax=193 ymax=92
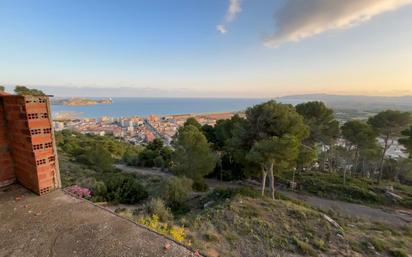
xmin=0 ymin=94 xmax=61 ymax=195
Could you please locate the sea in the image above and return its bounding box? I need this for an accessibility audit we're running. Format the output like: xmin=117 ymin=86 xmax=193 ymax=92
xmin=51 ymin=97 xmax=304 ymax=118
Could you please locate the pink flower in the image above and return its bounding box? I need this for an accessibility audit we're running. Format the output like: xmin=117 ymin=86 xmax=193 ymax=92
xmin=66 ymin=185 xmax=91 ymax=198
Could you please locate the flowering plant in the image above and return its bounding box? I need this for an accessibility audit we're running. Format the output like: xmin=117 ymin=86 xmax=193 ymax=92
xmin=66 ymin=185 xmax=92 ymax=199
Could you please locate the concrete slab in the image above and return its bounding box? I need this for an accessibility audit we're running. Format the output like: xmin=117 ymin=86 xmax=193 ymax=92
xmin=0 ymin=185 xmax=195 ymax=257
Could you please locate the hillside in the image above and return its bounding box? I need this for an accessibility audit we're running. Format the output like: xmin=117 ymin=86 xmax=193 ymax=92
xmin=278 ymin=94 xmax=412 ymax=112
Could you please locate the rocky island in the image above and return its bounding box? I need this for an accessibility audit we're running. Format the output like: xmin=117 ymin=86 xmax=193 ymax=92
xmin=52 ymin=97 xmax=112 ymax=106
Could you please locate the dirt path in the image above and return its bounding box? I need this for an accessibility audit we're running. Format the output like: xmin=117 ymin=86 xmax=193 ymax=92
xmin=116 ymin=164 xmax=412 ymax=227
xmin=281 ymin=191 xmax=412 ymax=226
xmin=115 ymin=164 xmax=171 ymax=177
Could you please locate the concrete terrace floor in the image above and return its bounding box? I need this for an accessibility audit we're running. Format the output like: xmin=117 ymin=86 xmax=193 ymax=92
xmin=0 ymin=185 xmax=195 ymax=257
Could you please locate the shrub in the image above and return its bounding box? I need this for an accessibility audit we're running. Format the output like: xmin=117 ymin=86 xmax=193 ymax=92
xmin=192 ymin=180 xmax=209 ymax=192
xmin=138 ymin=214 xmax=187 ymax=243
xmin=389 ymin=249 xmax=409 ymax=257
xmin=92 ymin=181 xmax=108 ymax=202
xmin=145 ymin=198 xmax=172 ymax=222
xmin=153 ymin=156 xmax=165 ymax=168
xmin=160 ymin=176 xmax=193 ymax=207
xmin=292 ymin=237 xmax=316 ymax=256
xmin=105 ymin=175 xmax=148 ymax=204
xmin=207 ymin=187 xmax=260 ymax=202
xmin=169 ymin=226 xmax=186 ymax=243
xmin=66 ymin=185 xmax=91 ymax=199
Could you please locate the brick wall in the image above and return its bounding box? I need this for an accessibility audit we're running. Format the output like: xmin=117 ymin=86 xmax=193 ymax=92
xmin=0 ymin=95 xmax=60 ymax=195
xmin=0 ymin=98 xmax=15 ymax=187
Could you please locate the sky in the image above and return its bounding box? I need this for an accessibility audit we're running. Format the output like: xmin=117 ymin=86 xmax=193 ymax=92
xmin=1 ymin=0 xmax=412 ymax=97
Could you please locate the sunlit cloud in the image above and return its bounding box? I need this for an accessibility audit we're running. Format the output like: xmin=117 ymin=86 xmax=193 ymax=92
xmin=264 ymin=0 xmax=412 ymax=47
xmin=217 ymin=0 xmax=242 ymax=34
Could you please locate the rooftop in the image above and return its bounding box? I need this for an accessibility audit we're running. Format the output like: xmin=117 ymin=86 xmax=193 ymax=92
xmin=0 ymin=185 xmax=195 ymax=257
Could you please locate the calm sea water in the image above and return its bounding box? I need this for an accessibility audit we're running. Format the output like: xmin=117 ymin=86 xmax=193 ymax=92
xmin=51 ymin=97 xmax=304 ymax=118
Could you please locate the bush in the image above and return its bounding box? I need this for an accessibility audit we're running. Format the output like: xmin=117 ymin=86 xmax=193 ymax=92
xmin=138 ymin=214 xmax=187 ymax=243
xmin=153 ymin=156 xmax=165 ymax=168
xmin=207 ymin=187 xmax=260 ymax=202
xmin=105 ymin=175 xmax=148 ymax=204
xmin=160 ymin=176 xmax=193 ymax=208
xmin=145 ymin=198 xmax=172 ymax=222
xmin=389 ymin=249 xmax=409 ymax=257
xmin=192 ymin=180 xmax=209 ymax=192
xmin=92 ymin=181 xmax=108 ymax=202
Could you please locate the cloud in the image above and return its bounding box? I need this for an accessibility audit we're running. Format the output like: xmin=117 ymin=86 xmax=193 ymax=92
xmin=216 ymin=24 xmax=227 ymax=34
xmin=264 ymin=0 xmax=412 ymax=47
xmin=225 ymin=0 xmax=242 ymax=22
xmin=217 ymin=0 xmax=242 ymax=34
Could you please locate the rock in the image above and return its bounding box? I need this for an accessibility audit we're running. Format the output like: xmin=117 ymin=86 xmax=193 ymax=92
xmin=385 ymin=191 xmax=403 ymax=201
xmin=289 ymin=181 xmax=297 ymax=190
xmin=203 ymin=201 xmax=215 ymax=208
xmin=164 ymin=243 xmax=171 ymax=251
xmin=384 ymin=185 xmax=394 ymax=191
xmin=323 ymin=214 xmax=344 ymax=231
xmin=206 ymin=249 xmax=220 ymax=257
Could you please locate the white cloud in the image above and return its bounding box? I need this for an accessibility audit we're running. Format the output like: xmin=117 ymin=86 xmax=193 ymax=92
xmin=225 ymin=0 xmax=242 ymax=22
xmin=264 ymin=0 xmax=412 ymax=47
xmin=216 ymin=24 xmax=227 ymax=34
xmin=217 ymin=0 xmax=242 ymax=34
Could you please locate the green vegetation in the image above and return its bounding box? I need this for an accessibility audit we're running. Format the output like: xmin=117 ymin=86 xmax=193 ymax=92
xmin=172 ymin=124 xmax=217 ymax=185
xmin=57 ymin=130 xmax=147 ymax=204
xmin=56 ymin=100 xmax=412 ymax=257
xmin=399 ymin=126 xmax=412 ymax=158
xmin=277 ymin=170 xmax=412 ymax=208
xmin=159 ymin=176 xmax=193 ymax=211
xmin=368 ymin=110 xmax=411 ymax=182
xmin=0 ymin=85 xmax=4 ymax=92
xmin=14 ymin=85 xmax=45 ymax=96
xmin=247 ymin=135 xmax=300 ymax=198
xmin=144 ymin=198 xmax=172 ymax=222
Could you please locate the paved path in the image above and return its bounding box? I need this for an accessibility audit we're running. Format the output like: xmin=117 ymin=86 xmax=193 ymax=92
xmin=0 ymin=185 xmax=196 ymax=257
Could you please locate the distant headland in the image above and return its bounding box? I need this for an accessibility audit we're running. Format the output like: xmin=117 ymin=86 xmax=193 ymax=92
xmin=51 ymin=97 xmax=112 ymax=106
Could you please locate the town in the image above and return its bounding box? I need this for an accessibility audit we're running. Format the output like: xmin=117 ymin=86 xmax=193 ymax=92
xmin=53 ymin=112 xmax=238 ymax=146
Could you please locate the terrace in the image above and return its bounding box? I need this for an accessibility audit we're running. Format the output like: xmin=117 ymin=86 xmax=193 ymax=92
xmin=0 ymin=184 xmax=195 ymax=257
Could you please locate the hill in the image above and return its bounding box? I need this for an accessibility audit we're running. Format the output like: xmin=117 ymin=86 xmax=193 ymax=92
xmin=278 ymin=94 xmax=412 ymax=112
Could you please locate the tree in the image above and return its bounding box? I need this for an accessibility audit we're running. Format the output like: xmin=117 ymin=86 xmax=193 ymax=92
xmin=14 ymin=86 xmax=45 ymax=96
xmin=183 ymin=117 xmax=202 ymax=130
xmin=135 ymin=138 xmax=172 ymax=168
xmin=399 ymin=126 xmax=412 ymax=158
xmin=172 ymin=125 xmax=217 ymax=183
xmin=238 ymin=101 xmax=309 ymax=198
xmin=296 ymin=101 xmax=340 ymax=171
xmin=341 ymin=120 xmax=379 ymax=177
xmin=246 ymin=101 xmax=309 ymax=141
xmin=368 ymin=110 xmax=411 ymax=182
xmin=0 ymin=85 xmax=4 ymax=92
xmin=86 ymin=145 xmax=114 ymax=172
xmin=296 ymin=101 xmax=340 ymax=146
xmin=201 ymin=124 xmax=217 ymax=145
xmin=296 ymin=144 xmax=317 ymax=172
xmin=146 ymin=138 xmax=164 ymax=151
xmin=247 ymin=135 xmax=299 ymax=199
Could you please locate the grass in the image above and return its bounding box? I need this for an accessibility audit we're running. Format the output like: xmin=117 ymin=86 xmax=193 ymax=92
xmin=277 ymin=170 xmax=412 ymax=208
xmin=60 ymin=154 xmax=412 ymax=257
